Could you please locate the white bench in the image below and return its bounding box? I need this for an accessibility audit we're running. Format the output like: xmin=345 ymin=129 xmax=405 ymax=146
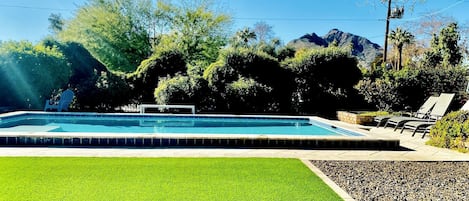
xmin=139 ymin=104 xmax=195 ymax=114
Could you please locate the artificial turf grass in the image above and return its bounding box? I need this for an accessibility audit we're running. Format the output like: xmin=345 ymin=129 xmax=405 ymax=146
xmin=0 ymin=157 xmax=342 ymax=201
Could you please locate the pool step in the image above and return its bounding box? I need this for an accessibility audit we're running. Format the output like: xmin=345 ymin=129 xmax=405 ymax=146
xmin=0 ymin=126 xmax=60 ymax=132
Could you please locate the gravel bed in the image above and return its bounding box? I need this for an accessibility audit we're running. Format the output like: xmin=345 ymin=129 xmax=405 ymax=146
xmin=311 ymin=161 xmax=469 ymax=201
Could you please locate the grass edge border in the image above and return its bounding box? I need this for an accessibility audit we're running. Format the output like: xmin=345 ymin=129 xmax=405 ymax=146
xmin=301 ymin=159 xmax=355 ymax=201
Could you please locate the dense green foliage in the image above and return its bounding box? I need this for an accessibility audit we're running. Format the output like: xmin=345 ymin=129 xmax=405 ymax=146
xmin=41 ymin=39 xmax=131 ymax=111
xmin=225 ymin=77 xmax=276 ymax=113
xmin=130 ymin=49 xmax=187 ymax=102
xmin=204 ymin=48 xmax=292 ymax=113
xmin=82 ymin=71 xmax=132 ymax=111
xmin=284 ymin=48 xmax=362 ymax=115
xmin=0 ymin=41 xmax=71 ymax=109
xmin=59 ymin=0 xmax=231 ymax=72
xmin=421 ymin=22 xmax=463 ymax=68
xmin=59 ymin=0 xmax=153 ymax=72
xmin=427 ymin=111 xmax=469 ymax=152
xmin=356 ymin=67 xmax=467 ymax=111
xmin=154 ymin=75 xmax=213 ymax=111
xmin=0 ymin=157 xmax=341 ymax=201
xmin=157 ymin=0 xmax=231 ymax=66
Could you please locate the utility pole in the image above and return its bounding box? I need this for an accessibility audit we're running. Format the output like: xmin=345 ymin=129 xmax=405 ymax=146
xmin=383 ymin=0 xmax=392 ymax=65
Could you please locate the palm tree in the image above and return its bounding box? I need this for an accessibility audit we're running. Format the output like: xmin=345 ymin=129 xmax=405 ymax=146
xmin=235 ymin=28 xmax=257 ymax=46
xmin=388 ymin=27 xmax=414 ymax=70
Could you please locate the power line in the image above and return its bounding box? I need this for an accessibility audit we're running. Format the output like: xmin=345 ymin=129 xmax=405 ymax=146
xmin=0 ymin=4 xmax=73 ymax=11
xmin=400 ymin=0 xmax=466 ymax=22
xmin=236 ymin=1 xmax=467 ymax=23
xmin=234 ymin=17 xmax=385 ymax=22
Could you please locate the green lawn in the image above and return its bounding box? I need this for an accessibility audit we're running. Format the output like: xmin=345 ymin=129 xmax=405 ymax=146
xmin=0 ymin=157 xmax=342 ymax=201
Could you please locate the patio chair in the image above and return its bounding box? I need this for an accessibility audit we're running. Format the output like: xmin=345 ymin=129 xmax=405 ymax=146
xmin=383 ymin=93 xmax=455 ymax=131
xmin=44 ymin=89 xmax=75 ymax=112
xmin=374 ymin=95 xmax=439 ymax=127
xmin=401 ymin=98 xmax=469 ymax=138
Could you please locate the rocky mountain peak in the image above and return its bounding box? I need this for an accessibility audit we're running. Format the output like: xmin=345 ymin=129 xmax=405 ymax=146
xmin=288 ymin=29 xmax=382 ymax=68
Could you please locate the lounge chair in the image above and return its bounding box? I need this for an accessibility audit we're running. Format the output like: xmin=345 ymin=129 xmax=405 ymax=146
xmin=374 ymin=96 xmax=439 ymax=127
xmin=44 ymin=89 xmax=75 ymax=112
xmin=401 ymin=99 xmax=469 ymax=138
xmin=383 ymin=93 xmax=455 ymax=131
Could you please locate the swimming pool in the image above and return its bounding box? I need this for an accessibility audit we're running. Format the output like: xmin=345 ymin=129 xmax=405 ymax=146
xmin=0 ymin=112 xmax=361 ymax=136
xmin=0 ymin=112 xmax=400 ymax=149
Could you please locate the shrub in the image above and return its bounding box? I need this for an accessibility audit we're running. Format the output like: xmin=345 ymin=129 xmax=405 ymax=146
xmin=0 ymin=41 xmax=71 ymax=109
xmin=356 ymin=68 xmax=467 ymax=111
xmin=282 ymin=47 xmax=362 ymax=116
xmin=226 ymin=77 xmax=277 ymax=113
xmin=204 ymin=48 xmax=286 ymax=86
xmin=355 ymin=78 xmax=400 ymax=111
xmin=42 ymin=39 xmax=133 ymax=111
xmin=154 ymin=75 xmax=214 ymax=112
xmin=41 ymin=40 xmax=108 ymax=86
xmin=357 ymin=111 xmax=390 ymax=117
xmin=203 ymin=48 xmax=292 ymax=113
xmin=130 ymin=49 xmax=187 ymax=102
xmin=427 ymin=111 xmax=469 ymax=153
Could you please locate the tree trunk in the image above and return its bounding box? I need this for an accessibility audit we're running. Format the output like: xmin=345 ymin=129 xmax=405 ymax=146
xmin=398 ymin=46 xmax=403 ymax=71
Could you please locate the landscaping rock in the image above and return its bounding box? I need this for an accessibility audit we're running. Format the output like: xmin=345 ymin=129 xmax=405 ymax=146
xmin=311 ymin=161 xmax=469 ymax=201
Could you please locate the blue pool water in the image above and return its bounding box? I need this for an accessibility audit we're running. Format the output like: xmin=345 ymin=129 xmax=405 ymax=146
xmin=0 ymin=112 xmax=363 ymax=136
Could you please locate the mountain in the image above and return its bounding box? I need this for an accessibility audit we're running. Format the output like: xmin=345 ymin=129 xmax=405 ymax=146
xmin=288 ymin=29 xmax=382 ymax=68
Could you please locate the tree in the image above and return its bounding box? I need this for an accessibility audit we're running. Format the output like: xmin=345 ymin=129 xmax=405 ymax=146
xmin=399 ymin=14 xmax=456 ymax=68
xmin=404 ymin=13 xmax=455 ymax=42
xmin=156 ymin=0 xmax=232 ymax=66
xmin=60 ymin=0 xmax=231 ymax=72
xmin=60 ymin=0 xmax=153 ymax=72
xmin=422 ymin=22 xmax=463 ymax=68
xmin=253 ymin=21 xmax=274 ymax=43
xmin=234 ymin=28 xmax=257 ymax=47
xmin=388 ymin=27 xmax=414 ymax=70
xmin=439 ymin=23 xmax=462 ymax=67
xmin=371 ymin=0 xmax=426 ymax=64
xmin=48 ymin=13 xmax=64 ymax=34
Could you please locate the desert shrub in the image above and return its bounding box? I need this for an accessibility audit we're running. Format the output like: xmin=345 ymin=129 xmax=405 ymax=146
xmin=427 ymin=111 xmax=469 ymax=153
xmin=0 ymin=41 xmax=71 ymax=109
xmin=355 ymin=78 xmax=400 ymax=111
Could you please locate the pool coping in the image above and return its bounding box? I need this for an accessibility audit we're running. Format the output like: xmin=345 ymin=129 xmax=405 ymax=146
xmin=0 ymin=111 xmax=400 ymax=150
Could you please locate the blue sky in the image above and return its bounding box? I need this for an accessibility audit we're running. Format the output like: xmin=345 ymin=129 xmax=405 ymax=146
xmin=0 ymin=0 xmax=468 ymax=46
